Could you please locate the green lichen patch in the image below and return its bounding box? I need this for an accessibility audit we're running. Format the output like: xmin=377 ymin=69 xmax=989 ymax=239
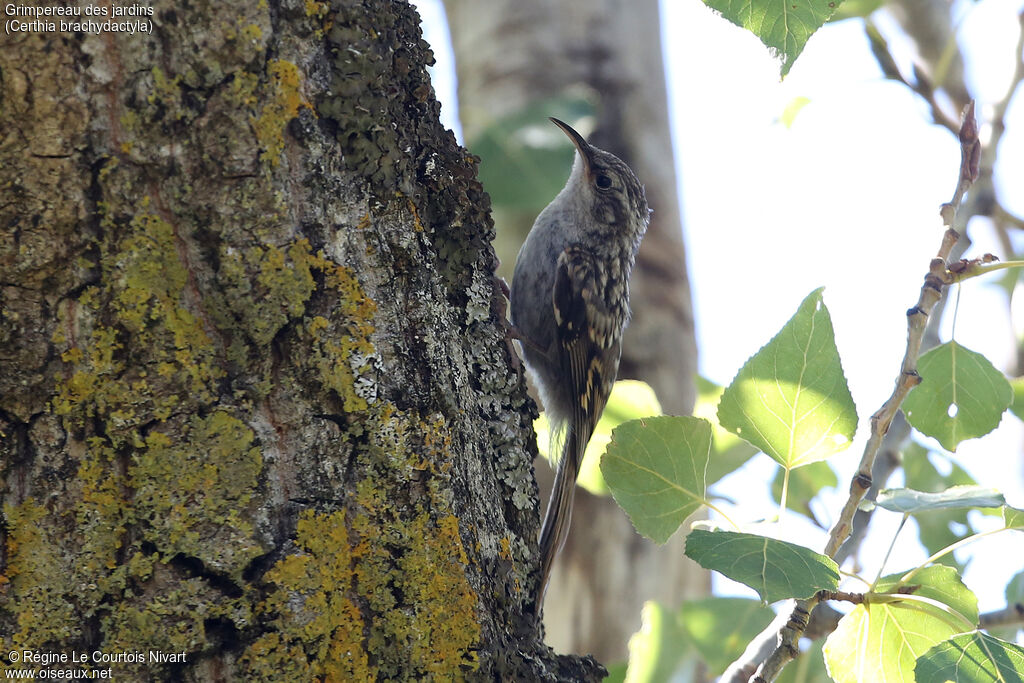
xmin=52 ymin=325 xmax=128 ymax=422
xmin=100 ymin=565 xmax=252 ymax=679
xmin=1 ymin=499 xmax=81 ymax=646
xmin=111 ymin=210 xmax=189 ymax=332
xmin=205 ymin=237 xmax=378 ymax=407
xmin=389 ymin=513 xmax=480 ymax=675
xmin=147 ymin=66 xmax=189 ymax=123
xmin=240 ymin=510 xmax=376 ymax=682
xmin=2 ymin=441 xmax=133 ymax=651
xmin=348 ymin=411 xmax=480 ymax=677
xmin=243 ymin=504 xmax=479 ymax=681
xmin=2 ymin=409 xmax=264 ymax=654
xmin=297 ymin=248 xmax=377 ymax=412
xmin=214 ymin=239 xmax=317 ymax=348
xmin=53 ymin=204 xmax=223 ymax=441
xmin=240 ymin=406 xmax=480 ymax=680
xmin=112 ymin=211 xmax=222 ymax=405
xmin=304 ymin=0 xmax=328 ymax=21
xmin=228 ymin=70 xmax=260 ymax=110
xmin=75 ymin=437 xmax=130 ymax=585
xmin=130 ymin=411 xmax=264 ymax=578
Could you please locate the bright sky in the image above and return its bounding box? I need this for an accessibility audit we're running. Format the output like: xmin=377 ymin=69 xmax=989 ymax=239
xmin=414 ymin=0 xmax=1024 ymax=621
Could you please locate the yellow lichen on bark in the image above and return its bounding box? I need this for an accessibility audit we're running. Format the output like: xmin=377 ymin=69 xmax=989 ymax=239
xmin=253 ymin=60 xmax=313 ymax=167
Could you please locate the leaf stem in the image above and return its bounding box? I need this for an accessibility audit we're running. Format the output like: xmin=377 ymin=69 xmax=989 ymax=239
xmin=896 ymin=526 xmax=1007 ymax=587
xmin=705 ymin=499 xmax=741 ymax=531
xmin=839 ymin=569 xmax=872 ymax=588
xmin=871 ymin=514 xmax=909 ymax=589
xmin=882 ymin=592 xmax=978 ymax=632
xmin=779 ymin=468 xmax=791 ymax=524
xmin=952 ymin=259 xmax=1024 ymax=281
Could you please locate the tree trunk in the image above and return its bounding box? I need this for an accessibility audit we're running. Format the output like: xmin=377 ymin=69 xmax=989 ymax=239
xmin=0 ymin=1 xmax=592 ymax=679
xmin=443 ymin=0 xmax=703 ymax=661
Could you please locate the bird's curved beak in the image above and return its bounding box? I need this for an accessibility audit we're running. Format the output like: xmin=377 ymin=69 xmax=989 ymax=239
xmin=549 ymin=117 xmax=594 ymax=177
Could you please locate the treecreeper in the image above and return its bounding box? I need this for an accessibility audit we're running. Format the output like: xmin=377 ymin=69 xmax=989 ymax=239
xmin=510 ymin=117 xmax=650 ymax=609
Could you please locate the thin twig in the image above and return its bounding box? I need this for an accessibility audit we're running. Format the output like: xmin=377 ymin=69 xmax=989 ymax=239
xmin=748 ymin=103 xmax=981 ymax=683
xmin=815 ymin=589 xmax=865 ymax=604
xmin=864 ymin=20 xmax=960 ymax=135
xmin=833 ymin=413 xmax=908 ymax=566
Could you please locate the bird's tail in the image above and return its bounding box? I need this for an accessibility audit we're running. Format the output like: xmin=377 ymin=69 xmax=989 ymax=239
xmin=535 ymin=426 xmax=586 ymax=608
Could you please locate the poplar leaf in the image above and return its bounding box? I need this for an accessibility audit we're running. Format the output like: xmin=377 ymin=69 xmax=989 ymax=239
xmin=718 ymin=288 xmax=857 ymax=469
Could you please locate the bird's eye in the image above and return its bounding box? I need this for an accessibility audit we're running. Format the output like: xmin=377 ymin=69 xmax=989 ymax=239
xmin=595 ymin=173 xmax=613 ymax=190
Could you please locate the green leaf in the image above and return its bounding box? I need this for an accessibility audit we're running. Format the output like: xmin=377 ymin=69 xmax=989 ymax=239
xmin=903 ymin=341 xmax=1013 ymax=451
xmin=702 ymin=0 xmax=842 ymax=76
xmin=717 ymin=288 xmax=857 ymax=469
xmin=828 ymin=0 xmax=884 ymax=21
xmin=825 ymin=603 xmax=958 ymax=683
xmin=696 ymin=376 xmax=758 ymax=484
xmin=879 ymin=565 xmax=979 ymax=625
xmin=622 ymin=601 xmax=696 ymax=683
xmin=1005 ymin=505 xmax=1024 ymax=530
xmin=1006 ymin=570 xmax=1024 ymax=605
xmin=601 ymin=416 xmax=711 ymax=544
xmin=771 ymin=460 xmax=837 ymax=525
xmin=1009 ymin=376 xmax=1024 ymax=423
xmin=678 ymin=598 xmax=776 ymax=675
xmin=871 ymin=485 xmax=1005 ymax=513
xmin=536 ymin=379 xmax=662 ymax=496
xmin=916 ymin=632 xmax=1024 ymax=683
xmin=824 ymin=566 xmax=978 ymax=683
xmin=684 ymin=529 xmax=839 ymax=603
xmin=603 ymin=662 xmax=627 ymax=683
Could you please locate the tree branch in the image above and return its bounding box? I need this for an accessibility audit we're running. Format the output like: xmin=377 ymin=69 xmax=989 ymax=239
xmin=864 ymin=20 xmax=960 ymax=135
xmin=833 ymin=412 xmax=908 ymax=567
xmin=980 ymin=603 xmax=1024 ymax=630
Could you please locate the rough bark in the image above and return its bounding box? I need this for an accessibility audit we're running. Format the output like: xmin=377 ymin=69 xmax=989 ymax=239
xmin=0 ymin=1 xmax=594 ymax=679
xmin=443 ymin=0 xmax=703 ymax=661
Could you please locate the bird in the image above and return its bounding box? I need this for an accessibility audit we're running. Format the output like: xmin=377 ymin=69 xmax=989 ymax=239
xmin=510 ymin=117 xmax=650 ymax=607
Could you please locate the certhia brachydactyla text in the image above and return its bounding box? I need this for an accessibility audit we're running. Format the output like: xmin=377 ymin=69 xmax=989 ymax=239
xmin=510 ymin=118 xmax=649 ymax=607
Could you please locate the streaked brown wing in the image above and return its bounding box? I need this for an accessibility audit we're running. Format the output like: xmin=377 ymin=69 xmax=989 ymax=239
xmin=552 ymin=247 xmax=621 ymax=454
